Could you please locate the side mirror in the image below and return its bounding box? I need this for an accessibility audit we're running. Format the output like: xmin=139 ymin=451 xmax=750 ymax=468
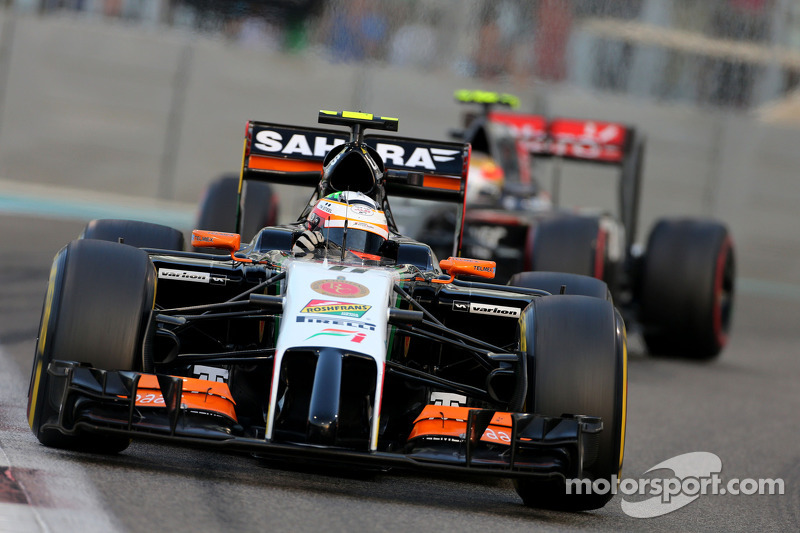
xmin=439 ymin=257 xmax=496 ymax=280
xmin=191 ymin=230 xmax=241 ymax=253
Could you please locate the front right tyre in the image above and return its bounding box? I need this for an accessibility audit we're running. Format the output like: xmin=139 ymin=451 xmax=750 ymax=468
xmin=27 ymin=239 xmax=156 ymax=453
xmin=508 ymin=270 xmax=612 ymax=301
xmin=195 ymin=174 xmax=278 ymax=244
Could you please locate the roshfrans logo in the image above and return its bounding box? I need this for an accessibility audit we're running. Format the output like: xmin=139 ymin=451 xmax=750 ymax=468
xmin=300 ymin=299 xmax=371 ymax=318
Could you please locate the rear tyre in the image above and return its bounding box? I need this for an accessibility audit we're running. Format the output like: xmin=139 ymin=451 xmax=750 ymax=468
xmin=515 ymin=295 xmax=627 ymax=511
xmin=195 ymin=174 xmax=278 ymax=243
xmin=508 ymin=271 xmax=611 ymax=301
xmin=27 ymin=240 xmax=156 ymax=453
xmin=81 ymin=219 xmax=184 ymax=250
xmin=638 ymin=218 xmax=735 ymax=359
xmin=527 ymin=215 xmax=607 ymax=279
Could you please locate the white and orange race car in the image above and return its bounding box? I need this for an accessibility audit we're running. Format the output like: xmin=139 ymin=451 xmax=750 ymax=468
xmin=27 ymin=110 xmax=626 ymax=512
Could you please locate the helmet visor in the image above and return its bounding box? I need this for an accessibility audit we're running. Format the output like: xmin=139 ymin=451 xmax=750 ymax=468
xmin=323 ymin=226 xmax=386 ymax=256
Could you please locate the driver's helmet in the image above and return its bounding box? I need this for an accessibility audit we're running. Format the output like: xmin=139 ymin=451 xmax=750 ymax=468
xmin=466 ymin=152 xmax=505 ymax=205
xmin=306 ymin=191 xmax=389 ymax=260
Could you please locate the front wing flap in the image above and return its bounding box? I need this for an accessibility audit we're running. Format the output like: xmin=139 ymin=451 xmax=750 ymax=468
xmin=42 ymin=361 xmax=602 ymax=482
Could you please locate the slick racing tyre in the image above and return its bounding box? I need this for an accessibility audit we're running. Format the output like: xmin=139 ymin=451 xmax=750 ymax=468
xmin=195 ymin=174 xmax=278 ymax=244
xmin=638 ymin=218 xmax=735 ymax=359
xmin=508 ymin=271 xmax=611 ymax=301
xmin=526 ymin=215 xmax=608 ymax=280
xmin=515 ymin=295 xmax=627 ymax=511
xmin=27 ymin=239 xmax=156 ymax=453
xmin=81 ymin=219 xmax=185 ymax=251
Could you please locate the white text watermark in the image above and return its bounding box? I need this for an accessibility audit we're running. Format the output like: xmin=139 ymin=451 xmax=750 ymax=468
xmin=565 ymin=452 xmax=784 ymax=518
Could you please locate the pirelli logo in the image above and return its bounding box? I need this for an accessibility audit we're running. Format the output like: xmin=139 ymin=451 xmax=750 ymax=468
xmin=296 ymin=316 xmax=376 ymax=331
xmin=300 ymin=299 xmax=372 ymax=318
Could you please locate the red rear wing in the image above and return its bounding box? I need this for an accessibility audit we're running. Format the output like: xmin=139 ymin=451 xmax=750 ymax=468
xmin=488 ymin=111 xmax=645 ymax=248
xmin=488 ymin=112 xmax=629 ymax=164
xmin=242 ymin=121 xmax=470 ymax=204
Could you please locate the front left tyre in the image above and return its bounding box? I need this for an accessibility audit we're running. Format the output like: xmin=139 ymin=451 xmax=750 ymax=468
xmin=81 ymin=218 xmax=185 ymax=250
xmin=27 ymin=239 xmax=156 ymax=453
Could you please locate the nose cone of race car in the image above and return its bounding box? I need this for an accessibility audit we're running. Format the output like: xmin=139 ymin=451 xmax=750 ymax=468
xmin=306 ymin=348 xmax=342 ymax=445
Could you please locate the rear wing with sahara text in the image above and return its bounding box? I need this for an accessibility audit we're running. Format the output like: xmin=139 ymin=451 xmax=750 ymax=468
xmin=242 ymin=121 xmax=470 ymax=204
xmin=241 ymin=118 xmax=471 ymax=256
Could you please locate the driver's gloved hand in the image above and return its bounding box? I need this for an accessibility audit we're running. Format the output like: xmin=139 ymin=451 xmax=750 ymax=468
xmin=292 ymin=230 xmax=325 ymax=257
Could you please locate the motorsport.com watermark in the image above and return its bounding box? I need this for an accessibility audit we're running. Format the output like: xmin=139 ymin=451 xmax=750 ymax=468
xmin=565 ymin=452 xmax=785 ymax=518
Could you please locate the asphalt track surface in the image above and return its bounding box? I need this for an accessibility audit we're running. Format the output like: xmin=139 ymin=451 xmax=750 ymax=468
xmin=0 ymin=205 xmax=798 ymax=532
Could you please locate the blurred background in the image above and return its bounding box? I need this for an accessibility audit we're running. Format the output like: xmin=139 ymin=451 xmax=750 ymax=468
xmin=1 ymin=0 xmax=799 ymax=289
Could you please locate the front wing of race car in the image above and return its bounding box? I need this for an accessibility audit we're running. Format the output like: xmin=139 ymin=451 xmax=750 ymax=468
xmin=40 ymin=360 xmax=603 ymax=482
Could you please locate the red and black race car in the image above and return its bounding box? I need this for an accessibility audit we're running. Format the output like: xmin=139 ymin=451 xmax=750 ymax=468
xmin=416 ymin=90 xmax=734 ymax=359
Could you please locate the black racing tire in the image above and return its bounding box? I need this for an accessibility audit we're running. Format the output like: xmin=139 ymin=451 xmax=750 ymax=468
xmin=527 ymin=215 xmax=607 ymax=280
xmin=508 ymin=271 xmax=611 ymax=301
xmin=27 ymin=239 xmax=156 ymax=453
xmin=638 ymin=218 xmax=735 ymax=359
xmin=195 ymin=174 xmax=278 ymax=244
xmin=515 ymin=295 xmax=627 ymax=511
xmin=81 ymin=219 xmax=184 ymax=251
